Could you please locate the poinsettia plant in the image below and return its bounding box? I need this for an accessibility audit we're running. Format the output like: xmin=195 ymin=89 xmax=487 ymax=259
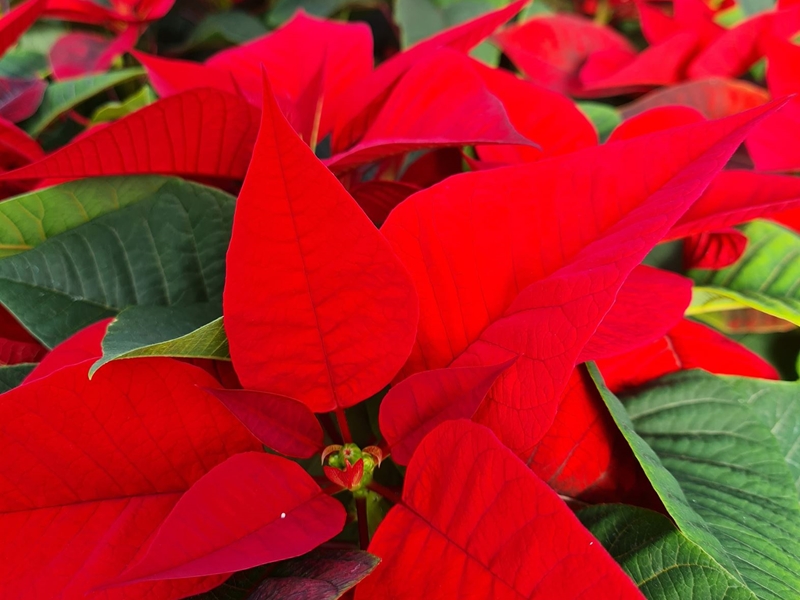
xmin=1 ymin=0 xmax=800 ymax=598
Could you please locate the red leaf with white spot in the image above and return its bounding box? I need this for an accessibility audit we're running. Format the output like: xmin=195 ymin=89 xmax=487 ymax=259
xmin=110 ymin=452 xmax=345 ymax=586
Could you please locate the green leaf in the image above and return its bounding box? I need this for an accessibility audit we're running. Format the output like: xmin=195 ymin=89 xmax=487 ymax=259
xmin=92 ymin=308 xmax=227 ymax=375
xmin=90 ymin=85 xmax=156 ymax=124
xmin=690 ymin=220 xmax=800 ymax=327
xmin=22 ymin=68 xmax=145 ymax=137
xmin=737 ymin=0 xmax=774 ymax=17
xmin=0 ymin=49 xmax=48 ymax=79
xmin=589 ymin=364 xmax=800 ymax=600
xmin=725 ymin=376 xmax=800 ymax=495
xmin=179 ymin=11 xmax=267 ymax=52
xmin=0 ymin=363 xmax=35 ymax=393
xmin=267 ymin=0 xmax=351 ymax=26
xmin=580 ymin=504 xmax=755 ymax=600
xmin=394 ymin=0 xmax=506 ymax=64
xmin=577 ymin=101 xmax=621 ymax=143
xmin=0 ymin=177 xmax=234 ymax=348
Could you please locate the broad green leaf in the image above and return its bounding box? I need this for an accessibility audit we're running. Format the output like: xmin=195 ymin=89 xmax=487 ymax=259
xmin=0 ymin=177 xmax=234 ymax=348
xmin=690 ymin=220 xmax=800 ymax=327
xmin=22 ymin=68 xmax=145 ymax=137
xmin=0 ymin=49 xmax=48 ymax=79
xmin=180 ymin=11 xmax=267 ymax=52
xmin=17 ymin=21 xmax=67 ymax=55
xmin=92 ymin=308 xmax=228 ymax=375
xmin=577 ymin=101 xmax=621 ymax=143
xmin=589 ymin=364 xmax=800 ymax=600
xmin=0 ymin=363 xmax=35 ymax=393
xmin=580 ymin=504 xmax=755 ymax=600
xmin=724 ymin=376 xmax=800 ymax=495
xmin=0 ymin=176 xmax=196 ymax=258
xmin=394 ymin=0 xmax=506 ymax=64
xmin=90 ymin=85 xmax=156 ymax=124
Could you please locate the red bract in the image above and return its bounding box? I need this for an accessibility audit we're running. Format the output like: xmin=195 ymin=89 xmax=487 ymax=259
xmin=0 ymin=88 xmax=260 ymax=183
xmin=0 ymin=0 xmax=45 ymax=57
xmin=109 ymin=452 xmax=345 ymax=586
xmin=356 ymin=420 xmax=645 ymax=599
xmin=324 ymin=50 xmax=535 ymax=173
xmin=223 ymin=76 xmax=418 ymax=412
xmin=0 ymin=76 xmax=45 ymax=122
xmin=44 ymin=0 xmax=174 ymax=26
xmin=597 ymin=318 xmax=779 ymax=392
xmin=0 ymin=356 xmax=261 ymax=598
xmin=683 ymin=228 xmax=748 ymax=269
xmin=379 ymin=103 xmax=779 ymax=459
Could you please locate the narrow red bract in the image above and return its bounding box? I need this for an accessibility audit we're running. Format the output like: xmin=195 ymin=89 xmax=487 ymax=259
xmin=223 ymin=76 xmax=418 ymax=412
xmin=356 ymin=420 xmax=645 ymax=599
xmin=0 ymin=0 xmax=46 ymax=58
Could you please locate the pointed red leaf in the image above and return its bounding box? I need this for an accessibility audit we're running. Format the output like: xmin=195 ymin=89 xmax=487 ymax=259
xmin=207 ymin=11 xmax=372 ymax=119
xmin=330 ymin=0 xmax=527 ymax=153
xmin=110 ymin=452 xmax=345 ymax=586
xmin=0 ymin=115 xmax=42 ymax=165
xmin=683 ymin=228 xmax=747 ymax=269
xmin=688 ymin=13 xmax=770 ymax=79
xmin=381 ymin=102 xmax=782 ymax=457
xmin=349 ymin=180 xmax=420 ymax=226
xmin=356 ymin=420 xmax=644 ymax=600
xmin=325 ymin=51 xmax=534 ymax=173
xmin=473 ymin=62 xmax=597 ymax=163
xmin=134 ymin=51 xmax=240 ymax=98
xmin=223 ymin=76 xmax=418 ymax=412
xmin=671 ymin=170 xmax=800 ymax=238
xmin=0 ymin=88 xmax=260 ymax=182
xmin=528 ymin=366 xmax=659 ymax=507
xmin=609 ymin=105 xmax=704 ymax=143
xmin=493 ymin=14 xmax=636 ymax=95
xmin=23 ymin=318 xmax=110 ymax=383
xmin=381 ymin=358 xmax=517 ymax=465
xmin=44 ymin=0 xmax=173 ymax=24
xmin=0 ymin=0 xmax=45 ymax=58
xmin=597 ymin=318 xmax=779 ymax=392
xmin=323 ymin=458 xmax=364 ymax=490
xmin=206 ymin=388 xmax=324 ymax=458
xmin=0 ymin=357 xmax=260 ymax=599
xmin=580 ymin=32 xmax=700 ymax=93
xmin=580 ymin=265 xmax=692 ymax=360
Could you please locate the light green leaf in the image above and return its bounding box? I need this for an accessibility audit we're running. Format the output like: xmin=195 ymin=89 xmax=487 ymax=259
xmin=22 ymin=68 xmax=144 ymax=137
xmin=589 ymin=364 xmax=800 ymax=600
xmin=0 ymin=363 xmax=35 ymax=393
xmin=577 ymin=101 xmax=621 ymax=143
xmin=0 ymin=177 xmax=234 ymax=348
xmin=90 ymin=85 xmax=156 ymax=124
xmin=690 ymin=220 xmax=800 ymax=327
xmin=580 ymin=504 xmax=755 ymax=600
xmin=93 ymin=310 xmax=228 ymax=375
